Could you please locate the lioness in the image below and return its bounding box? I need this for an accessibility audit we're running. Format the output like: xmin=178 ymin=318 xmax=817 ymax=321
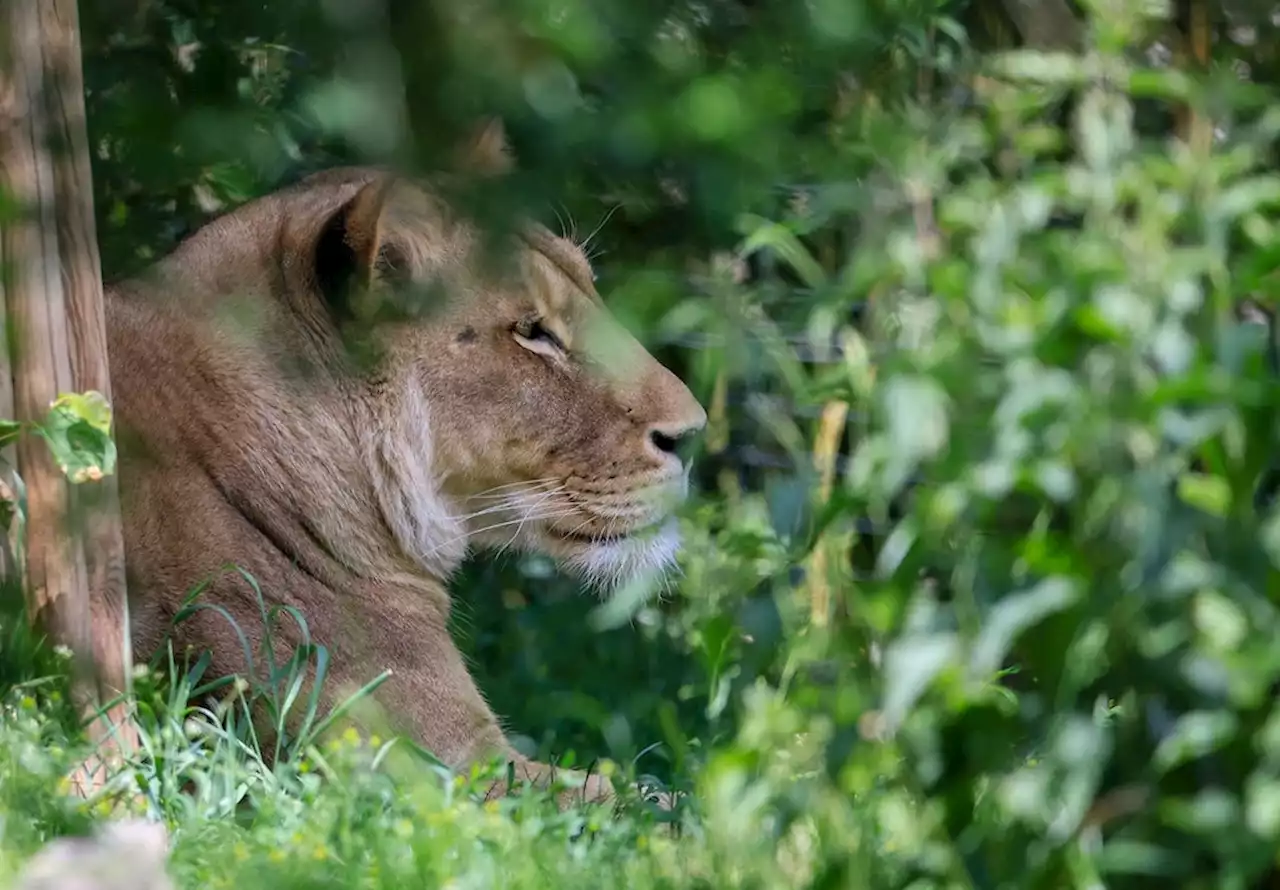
xmin=101 ymin=121 xmax=705 ymax=804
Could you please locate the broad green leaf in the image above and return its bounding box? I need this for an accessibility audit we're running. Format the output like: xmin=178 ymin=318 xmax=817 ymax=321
xmin=735 ymin=214 xmax=827 ymax=289
xmin=1177 ymin=473 xmax=1230 ymax=517
xmin=969 ymin=577 xmax=1081 ymax=681
xmin=50 ymin=390 xmax=112 ymax=436
xmin=988 ymin=51 xmax=1084 ymax=86
xmin=36 ymin=390 xmax=117 ymax=484
xmin=1153 ymin=711 xmax=1239 ymax=774
xmin=881 ymin=632 xmax=959 ymax=731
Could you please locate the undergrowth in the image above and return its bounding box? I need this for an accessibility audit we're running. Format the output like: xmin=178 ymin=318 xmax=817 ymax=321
xmin=0 ymin=582 xmax=702 ymax=890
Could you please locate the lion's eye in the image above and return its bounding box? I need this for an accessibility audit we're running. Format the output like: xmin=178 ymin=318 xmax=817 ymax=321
xmin=527 ymin=320 xmax=560 ymax=346
xmin=513 ymin=317 xmax=565 ymax=356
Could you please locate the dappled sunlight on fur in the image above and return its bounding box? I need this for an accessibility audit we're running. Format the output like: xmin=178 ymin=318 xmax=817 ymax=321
xmin=103 ymin=119 xmax=704 ymax=811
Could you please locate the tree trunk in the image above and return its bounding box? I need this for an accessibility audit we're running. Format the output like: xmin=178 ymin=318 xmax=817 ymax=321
xmin=998 ymin=0 xmax=1082 ymax=51
xmin=0 ymin=0 xmax=134 ymax=794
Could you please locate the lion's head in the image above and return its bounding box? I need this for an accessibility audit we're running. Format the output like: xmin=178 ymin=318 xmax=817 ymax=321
xmin=285 ymin=123 xmax=705 ymax=591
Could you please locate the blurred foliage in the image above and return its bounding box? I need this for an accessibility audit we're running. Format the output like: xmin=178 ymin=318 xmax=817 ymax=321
xmin=4 ymin=0 xmax=1280 ymax=887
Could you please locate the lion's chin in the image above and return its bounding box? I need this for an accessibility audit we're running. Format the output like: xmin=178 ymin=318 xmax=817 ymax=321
xmin=547 ymin=516 xmax=682 ymax=595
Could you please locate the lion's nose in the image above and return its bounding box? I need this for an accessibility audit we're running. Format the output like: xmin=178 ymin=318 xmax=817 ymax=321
xmin=645 ymin=410 xmax=706 ymax=468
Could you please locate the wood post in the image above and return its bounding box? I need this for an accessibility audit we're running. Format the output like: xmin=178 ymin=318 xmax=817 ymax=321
xmin=0 ymin=0 xmax=133 ymax=793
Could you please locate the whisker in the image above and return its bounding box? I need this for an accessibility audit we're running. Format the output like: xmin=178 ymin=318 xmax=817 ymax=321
xmin=451 ymin=487 xmax=566 ymax=524
xmin=560 ymin=515 xmax=596 ymax=542
xmin=551 ymin=202 xmax=579 ymax=242
xmin=452 ymin=496 xmax=547 ymax=524
xmin=427 ymin=508 xmax=580 ymax=557
xmin=470 ymin=510 xmax=577 ymax=540
xmin=467 ymin=478 xmax=560 ymax=500
xmin=494 ymin=489 xmax=576 ymax=556
xmin=496 ymin=507 xmax=543 ymax=557
xmin=580 ymin=203 xmax=620 ymax=254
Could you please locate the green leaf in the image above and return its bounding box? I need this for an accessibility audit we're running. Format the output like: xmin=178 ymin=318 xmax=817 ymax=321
xmin=1177 ymin=473 xmax=1230 ymax=517
xmin=0 ymin=420 xmax=23 ymax=450
xmin=735 ymin=214 xmax=826 ymax=289
xmin=36 ymin=390 xmax=117 ymax=484
xmin=1125 ymin=68 xmax=1192 ymax=102
xmin=969 ymin=577 xmax=1081 ymax=681
xmin=50 ymin=390 xmax=112 ymax=436
xmin=1211 ymin=176 xmax=1280 ymax=222
xmin=881 ymin=633 xmax=959 ymax=731
xmin=1153 ymin=711 xmax=1239 ymax=774
xmin=988 ymin=51 xmax=1085 ymax=86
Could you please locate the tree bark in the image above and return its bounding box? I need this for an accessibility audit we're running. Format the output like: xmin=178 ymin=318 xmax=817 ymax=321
xmin=0 ymin=0 xmax=133 ymax=793
xmin=999 ymin=0 xmax=1082 ymax=51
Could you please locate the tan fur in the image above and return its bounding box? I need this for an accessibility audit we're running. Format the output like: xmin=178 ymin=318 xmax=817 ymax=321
xmin=103 ymin=127 xmax=705 ymax=804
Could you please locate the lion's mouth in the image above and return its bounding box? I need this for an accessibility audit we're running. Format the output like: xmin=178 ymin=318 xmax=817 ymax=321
xmin=548 ymin=526 xmax=633 ymax=545
xmin=537 ymin=516 xmax=684 ymax=590
xmin=545 ymin=517 xmax=669 ymax=547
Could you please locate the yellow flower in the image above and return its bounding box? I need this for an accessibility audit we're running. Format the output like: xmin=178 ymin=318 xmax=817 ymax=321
xmin=268 ymin=849 xmax=285 ymax=863
xmin=313 ymin=845 xmax=328 ymax=861
xmin=233 ymin=843 xmax=249 ymax=863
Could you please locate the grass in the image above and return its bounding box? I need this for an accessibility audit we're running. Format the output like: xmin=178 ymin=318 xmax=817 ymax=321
xmin=0 ymin=651 xmax=801 ymax=890
xmin=0 ymin=569 xmax=833 ymax=890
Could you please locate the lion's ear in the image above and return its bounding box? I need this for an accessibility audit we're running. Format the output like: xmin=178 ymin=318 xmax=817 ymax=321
xmin=454 ymin=117 xmax=513 ymax=176
xmin=314 ymin=176 xmax=400 ymax=323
